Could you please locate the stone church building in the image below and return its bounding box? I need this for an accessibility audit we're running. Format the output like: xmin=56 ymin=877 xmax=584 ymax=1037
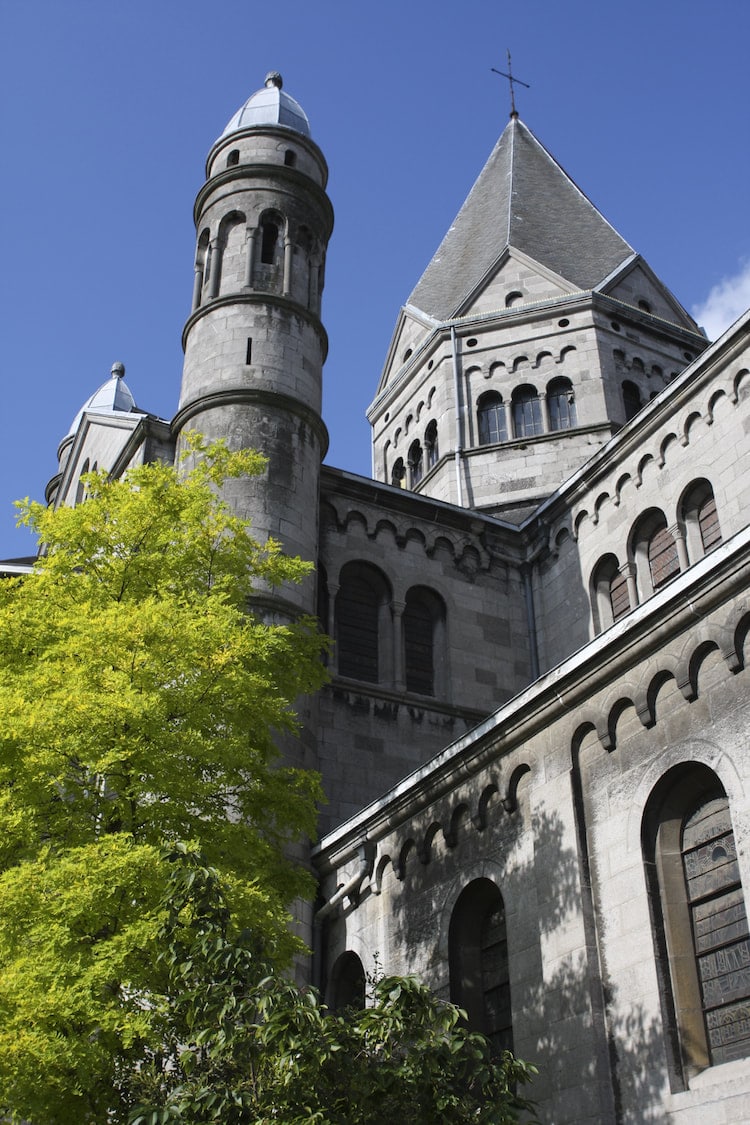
xmin=12 ymin=74 xmax=750 ymax=1121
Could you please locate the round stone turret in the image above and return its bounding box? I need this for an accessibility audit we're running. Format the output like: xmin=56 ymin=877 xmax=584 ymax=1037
xmin=174 ymin=75 xmax=334 ymax=619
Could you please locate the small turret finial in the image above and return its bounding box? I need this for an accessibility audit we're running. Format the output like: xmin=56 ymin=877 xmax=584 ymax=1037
xmin=265 ymin=71 xmax=283 ymax=89
xmin=491 ymin=50 xmax=530 ymax=119
xmin=111 ymin=362 xmax=125 ymax=379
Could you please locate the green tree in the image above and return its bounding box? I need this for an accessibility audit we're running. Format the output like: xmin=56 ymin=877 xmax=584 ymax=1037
xmin=127 ymin=845 xmax=537 ymax=1125
xmin=0 ymin=439 xmax=327 ymax=1124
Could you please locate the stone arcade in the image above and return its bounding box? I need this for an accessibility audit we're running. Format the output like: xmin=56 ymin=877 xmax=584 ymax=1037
xmin=13 ymin=74 xmax=750 ymax=1121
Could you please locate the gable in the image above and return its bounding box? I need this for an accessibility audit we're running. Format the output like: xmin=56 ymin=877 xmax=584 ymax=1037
xmin=457 ymin=247 xmax=576 ymax=317
xmin=602 ymin=258 xmax=703 ymax=333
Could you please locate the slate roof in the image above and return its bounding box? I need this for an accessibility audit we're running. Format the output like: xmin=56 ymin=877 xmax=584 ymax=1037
xmin=408 ymin=117 xmax=634 ymax=320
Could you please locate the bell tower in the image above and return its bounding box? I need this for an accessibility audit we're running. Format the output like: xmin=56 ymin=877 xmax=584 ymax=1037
xmin=174 ymin=73 xmax=334 ymax=617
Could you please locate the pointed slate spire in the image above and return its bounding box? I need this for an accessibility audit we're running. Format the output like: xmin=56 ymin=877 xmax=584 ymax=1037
xmin=408 ymin=117 xmax=634 ymax=320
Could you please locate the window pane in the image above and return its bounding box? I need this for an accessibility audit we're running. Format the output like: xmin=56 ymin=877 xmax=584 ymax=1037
xmin=404 ymin=598 xmax=433 ymax=695
xmin=699 ymin=496 xmax=722 ymax=552
xmin=337 ymin=577 xmax=379 ymax=682
xmin=648 ymin=527 xmax=680 ymax=589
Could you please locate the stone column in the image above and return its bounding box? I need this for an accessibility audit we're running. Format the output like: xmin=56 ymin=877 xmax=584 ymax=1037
xmin=244 ymin=227 xmax=257 ymax=288
xmin=207 ymin=237 xmax=221 ymax=298
xmin=621 ymin=562 xmax=638 ymax=610
xmin=282 ymin=235 xmax=293 ymax=296
xmin=670 ymin=523 xmax=690 ymax=571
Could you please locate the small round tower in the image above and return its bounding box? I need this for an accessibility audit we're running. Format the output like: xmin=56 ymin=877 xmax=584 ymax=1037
xmin=174 ymin=73 xmax=333 ymax=617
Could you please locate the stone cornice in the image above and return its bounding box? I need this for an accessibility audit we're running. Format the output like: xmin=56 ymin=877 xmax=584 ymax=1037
xmin=173 ymin=388 xmax=329 ymax=459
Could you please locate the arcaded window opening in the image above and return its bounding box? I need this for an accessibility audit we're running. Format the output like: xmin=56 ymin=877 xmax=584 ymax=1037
xmin=477 ymin=391 xmax=507 ymax=445
xmin=424 ymin=419 xmax=438 ymax=468
xmin=335 ymin=562 xmax=392 ymax=684
xmin=547 ymin=377 xmax=577 ymax=431
xmin=408 ymin=439 xmax=423 ymax=488
xmin=260 ymin=216 xmax=280 ymax=265
xmin=622 ymin=380 xmax=643 ymax=422
xmin=643 ymin=764 xmax=750 ymax=1086
xmin=449 ymin=879 xmax=513 ymax=1055
xmin=512 ymin=385 xmax=543 ymax=439
xmin=328 ymin=951 xmax=366 ymax=1011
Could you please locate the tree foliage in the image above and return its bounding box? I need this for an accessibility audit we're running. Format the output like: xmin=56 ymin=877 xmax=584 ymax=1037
xmin=0 ymin=440 xmax=327 ymax=1123
xmin=126 ymin=845 xmax=537 ymax=1125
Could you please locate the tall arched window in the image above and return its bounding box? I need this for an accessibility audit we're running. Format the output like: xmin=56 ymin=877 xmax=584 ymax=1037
xmin=590 ymin=554 xmax=631 ymax=633
xmin=547 ymin=377 xmax=577 ymax=431
xmin=260 ymin=214 xmax=281 ymax=265
xmin=512 ymin=385 xmax=543 ymax=438
xmin=424 ymin=420 xmax=438 ymax=469
xmin=477 ymin=391 xmax=506 ymax=445
xmin=335 ymin=563 xmax=391 ymax=684
xmin=643 ymin=765 xmax=750 ymax=1080
xmin=622 ymin=380 xmax=642 ymax=421
xmin=680 ymin=479 xmax=722 ymax=562
xmin=630 ymin=509 xmax=680 ymax=600
xmin=328 ymin=951 xmax=366 ymax=1011
xmin=408 ymin=439 xmax=423 ymax=488
xmin=449 ymin=879 xmax=512 ymax=1054
xmin=403 ymin=586 xmax=445 ymax=696
xmin=391 ymin=457 xmax=405 ymax=488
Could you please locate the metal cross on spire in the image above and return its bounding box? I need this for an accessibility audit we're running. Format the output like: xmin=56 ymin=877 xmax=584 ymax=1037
xmin=491 ymin=50 xmax=530 ymax=118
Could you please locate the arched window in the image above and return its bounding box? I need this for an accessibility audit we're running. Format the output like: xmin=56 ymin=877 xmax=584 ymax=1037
xmin=408 ymin=439 xmax=423 ymax=488
xmin=643 ymin=765 xmax=750 ymax=1080
xmin=630 ymin=509 xmax=680 ymax=600
xmin=403 ymin=586 xmax=445 ymax=697
xmin=622 ymin=380 xmax=642 ymax=421
xmin=391 ymin=457 xmax=405 ymax=488
xmin=328 ymin=951 xmax=366 ymax=1011
xmin=284 ymin=149 xmax=296 ymax=167
xmin=424 ymin=419 xmax=438 ymax=469
xmin=590 ymin=554 xmax=631 ymax=633
xmin=477 ymin=391 xmax=506 ymax=445
xmin=260 ymin=214 xmax=281 ymax=265
xmin=335 ymin=563 xmax=391 ymax=684
xmin=226 ymin=149 xmax=240 ymax=167
xmin=547 ymin=377 xmax=577 ymax=431
xmin=512 ymin=385 xmax=543 ymax=438
xmin=680 ymin=479 xmax=722 ymax=562
xmin=449 ymin=879 xmax=512 ymax=1054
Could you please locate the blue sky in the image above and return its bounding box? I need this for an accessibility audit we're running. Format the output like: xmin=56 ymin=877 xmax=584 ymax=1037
xmin=1 ymin=0 xmax=749 ymax=559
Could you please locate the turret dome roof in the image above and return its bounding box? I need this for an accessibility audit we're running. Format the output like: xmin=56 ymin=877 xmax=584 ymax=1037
xmin=67 ymin=362 xmax=137 ymax=437
xmin=221 ymin=72 xmax=311 ymax=139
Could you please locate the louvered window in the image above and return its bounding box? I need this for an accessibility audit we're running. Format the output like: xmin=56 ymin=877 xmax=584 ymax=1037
xmin=609 ymin=571 xmax=630 ymax=622
xmin=648 ymin=527 xmax=680 ymax=590
xmin=404 ymin=597 xmax=433 ymax=695
xmin=682 ymin=796 xmax=750 ymax=1064
xmin=698 ymin=496 xmax=722 ymax=552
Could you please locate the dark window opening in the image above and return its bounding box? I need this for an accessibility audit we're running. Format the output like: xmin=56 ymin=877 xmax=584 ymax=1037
xmin=391 ymin=457 xmax=405 ymax=488
xmin=404 ymin=597 xmax=433 ymax=695
xmin=425 ymin=419 xmax=438 ymax=469
xmin=336 ymin=575 xmax=379 ymax=683
xmin=245 ymin=337 xmax=252 ymax=365
xmin=622 ymin=380 xmax=643 ymax=421
xmin=226 ymin=149 xmax=240 ymax=167
xmin=261 ymin=220 xmax=279 ymax=265
xmin=329 ymin=951 xmax=366 ymax=1012
xmin=284 ymin=149 xmax=296 ymax=167
xmin=450 ymin=880 xmax=513 ymax=1056
xmin=408 ymin=439 xmax=423 ymax=488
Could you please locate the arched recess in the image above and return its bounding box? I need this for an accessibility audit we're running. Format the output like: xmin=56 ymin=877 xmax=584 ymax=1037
xmin=642 ymin=763 xmax=750 ymax=1085
xmin=391 ymin=457 xmax=405 ymax=488
xmin=477 ymin=390 xmax=507 ymax=445
xmin=218 ymin=211 xmax=246 ymax=296
xmin=424 ymin=419 xmax=439 ymax=469
xmin=546 ymin=376 xmax=577 ymax=431
xmin=629 ymin=508 xmax=680 ymax=601
xmin=590 ymin=553 xmax=631 ymax=634
xmin=622 ymin=379 xmax=643 ymax=422
xmin=403 ymin=585 xmax=447 ymax=697
xmin=511 ymin=384 xmax=543 ymax=438
xmin=335 ymin=561 xmax=392 ymax=684
xmin=449 ymin=878 xmax=513 ymax=1054
xmin=257 ymin=209 xmax=284 ymax=271
xmin=75 ymin=458 xmax=90 ymax=506
xmin=679 ymin=478 xmax=722 ymax=564
xmin=193 ymin=228 xmax=211 ymax=309
xmin=328 ymin=951 xmax=366 ymax=1011
xmin=408 ymin=438 xmax=423 ymax=488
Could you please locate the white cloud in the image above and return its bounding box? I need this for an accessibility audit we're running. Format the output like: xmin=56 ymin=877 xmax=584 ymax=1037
xmin=692 ymin=259 xmax=750 ymax=340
